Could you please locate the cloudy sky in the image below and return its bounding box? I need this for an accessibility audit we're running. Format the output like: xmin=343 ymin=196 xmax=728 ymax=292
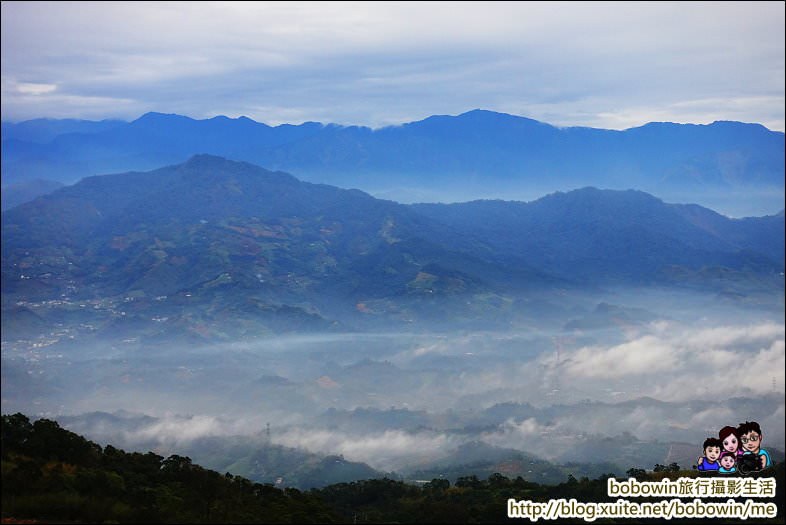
xmin=2 ymin=1 xmax=784 ymax=130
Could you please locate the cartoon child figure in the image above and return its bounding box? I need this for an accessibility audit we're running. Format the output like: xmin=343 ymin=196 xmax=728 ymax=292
xmin=718 ymin=451 xmax=737 ymax=474
xmin=737 ymin=421 xmax=771 ymax=469
xmin=697 ymin=437 xmax=722 ymax=471
xmin=718 ymin=426 xmax=743 ymax=456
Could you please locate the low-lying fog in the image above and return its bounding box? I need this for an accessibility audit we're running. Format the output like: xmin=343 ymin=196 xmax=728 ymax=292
xmin=2 ymin=287 xmax=784 ymax=480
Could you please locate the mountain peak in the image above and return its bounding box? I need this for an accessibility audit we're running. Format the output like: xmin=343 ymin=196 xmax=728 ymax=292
xmin=182 ymin=153 xmax=232 ymax=166
xmin=132 ymin=112 xmax=195 ymax=124
xmin=178 ymin=154 xmax=282 ymax=177
xmin=457 ymin=108 xmax=543 ymax=124
xmin=458 ymin=108 xmax=503 ymax=117
xmin=551 ymin=186 xmax=656 ymax=199
xmin=708 ymin=120 xmax=774 ymax=133
xmin=537 ymin=187 xmax=666 ymax=210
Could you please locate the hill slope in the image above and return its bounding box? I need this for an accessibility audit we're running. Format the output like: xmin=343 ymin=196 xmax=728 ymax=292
xmin=411 ymin=188 xmax=785 ymax=282
xmin=1 ymin=155 xmax=547 ymax=342
xmin=2 ymin=156 xmax=782 ymax=344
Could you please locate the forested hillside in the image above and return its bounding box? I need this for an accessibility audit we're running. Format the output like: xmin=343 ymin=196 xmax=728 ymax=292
xmin=3 ymin=413 xmax=784 ymax=523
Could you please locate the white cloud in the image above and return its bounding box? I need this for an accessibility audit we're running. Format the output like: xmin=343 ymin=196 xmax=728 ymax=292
xmin=132 ymin=414 xmax=223 ymax=443
xmin=481 ymin=417 xmax=557 ymax=457
xmin=648 ymin=339 xmax=786 ymax=401
xmin=272 ymin=428 xmax=459 ymax=471
xmin=16 ymin=82 xmax=56 ymax=95
xmin=557 ymin=322 xmax=786 ymax=402
xmin=683 ymin=322 xmax=785 ymax=349
xmin=1 ymin=2 xmax=782 ymax=129
xmin=563 ymin=336 xmax=679 ymax=378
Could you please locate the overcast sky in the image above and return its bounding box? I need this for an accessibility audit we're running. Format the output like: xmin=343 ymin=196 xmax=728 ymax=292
xmin=2 ymin=1 xmax=784 ymax=130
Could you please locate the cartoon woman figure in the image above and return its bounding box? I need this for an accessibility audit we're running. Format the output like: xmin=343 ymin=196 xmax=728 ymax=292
xmin=718 ymin=451 xmax=737 ymax=474
xmin=719 ymin=426 xmax=743 ymax=456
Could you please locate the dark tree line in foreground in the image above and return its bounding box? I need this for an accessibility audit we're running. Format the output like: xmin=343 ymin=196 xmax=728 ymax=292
xmin=2 ymin=413 xmax=783 ymax=523
xmin=1 ymin=414 xmax=338 ymax=523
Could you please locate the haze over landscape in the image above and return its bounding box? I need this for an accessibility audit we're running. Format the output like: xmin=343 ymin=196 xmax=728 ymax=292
xmin=1 ymin=2 xmax=784 ymax=522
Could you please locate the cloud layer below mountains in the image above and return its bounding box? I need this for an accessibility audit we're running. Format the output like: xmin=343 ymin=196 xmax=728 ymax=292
xmin=48 ymin=317 xmax=784 ymax=473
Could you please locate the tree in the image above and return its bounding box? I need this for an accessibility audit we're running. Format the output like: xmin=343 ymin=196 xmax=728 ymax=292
xmin=455 ymin=475 xmax=481 ymax=488
xmin=626 ymin=468 xmax=647 ymax=479
xmin=1 ymin=413 xmax=33 ymax=454
xmin=487 ymin=473 xmax=510 ymax=488
xmin=424 ymin=478 xmax=450 ymax=492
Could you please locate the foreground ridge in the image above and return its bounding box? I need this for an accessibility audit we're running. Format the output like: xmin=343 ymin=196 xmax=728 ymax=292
xmin=2 ymin=413 xmax=784 ymax=523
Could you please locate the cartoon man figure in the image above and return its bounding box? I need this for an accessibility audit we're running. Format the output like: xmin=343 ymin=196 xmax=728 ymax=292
xmin=737 ymin=421 xmax=771 ymax=469
xmin=697 ymin=437 xmax=722 ymax=471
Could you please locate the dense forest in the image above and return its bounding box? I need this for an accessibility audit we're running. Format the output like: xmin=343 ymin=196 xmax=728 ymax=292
xmin=2 ymin=413 xmax=784 ymax=523
xmin=1 ymin=414 xmax=338 ymax=523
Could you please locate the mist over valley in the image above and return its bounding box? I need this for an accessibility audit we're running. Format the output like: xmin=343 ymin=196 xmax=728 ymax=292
xmin=2 ymin=153 xmax=783 ymax=489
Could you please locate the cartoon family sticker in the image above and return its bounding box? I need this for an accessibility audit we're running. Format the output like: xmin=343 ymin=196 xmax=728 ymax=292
xmin=697 ymin=421 xmax=772 ymax=474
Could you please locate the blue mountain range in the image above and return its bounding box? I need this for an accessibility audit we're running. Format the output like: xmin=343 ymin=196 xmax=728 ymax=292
xmin=2 ymin=110 xmax=783 ymax=216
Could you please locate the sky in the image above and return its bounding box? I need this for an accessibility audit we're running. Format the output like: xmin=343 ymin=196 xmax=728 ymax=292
xmin=1 ymin=1 xmax=784 ymax=131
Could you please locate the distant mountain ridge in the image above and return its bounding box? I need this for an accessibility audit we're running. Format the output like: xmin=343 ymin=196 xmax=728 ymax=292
xmin=1 ymin=117 xmax=126 ymax=143
xmin=2 ymin=155 xmax=782 ymax=343
xmin=2 ymin=109 xmax=783 ymax=216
